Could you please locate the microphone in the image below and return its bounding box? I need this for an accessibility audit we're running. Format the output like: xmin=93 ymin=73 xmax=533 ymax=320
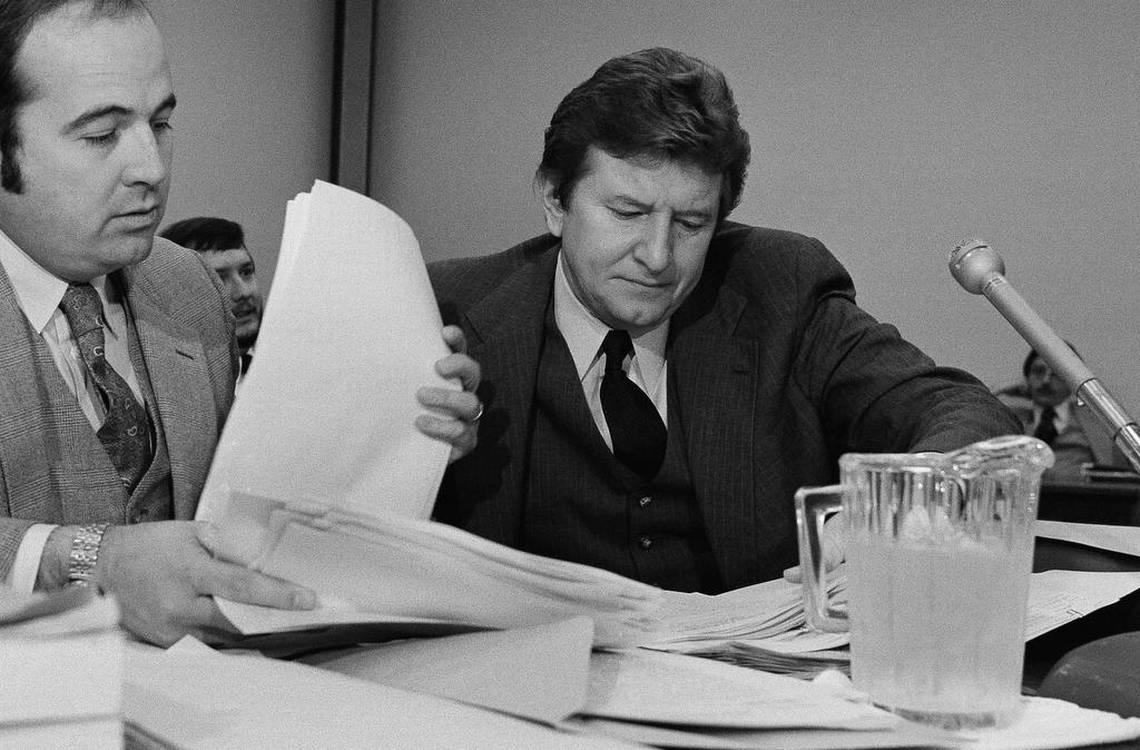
xmin=949 ymin=238 xmax=1140 ymax=473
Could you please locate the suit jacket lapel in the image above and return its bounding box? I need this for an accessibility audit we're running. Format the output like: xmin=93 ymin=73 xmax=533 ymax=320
xmin=669 ymin=275 xmax=761 ymax=571
xmin=120 ymin=267 xmax=217 ymax=520
xmin=457 ymin=249 xmax=558 ymax=542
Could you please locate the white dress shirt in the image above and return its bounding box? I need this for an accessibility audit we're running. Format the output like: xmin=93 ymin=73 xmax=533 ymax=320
xmin=552 ymin=251 xmax=669 ymax=451
xmin=0 ymin=228 xmax=144 ymax=591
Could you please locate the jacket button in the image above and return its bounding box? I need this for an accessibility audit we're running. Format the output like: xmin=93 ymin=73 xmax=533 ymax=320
xmin=639 ymin=536 xmax=653 ymax=550
xmin=638 ymin=495 xmax=652 ymax=508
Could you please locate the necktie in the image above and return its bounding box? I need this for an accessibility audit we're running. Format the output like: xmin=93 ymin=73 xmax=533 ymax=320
xmin=599 ymin=329 xmax=666 ymax=479
xmin=1034 ymin=405 xmax=1058 ymax=446
xmin=58 ymin=283 xmax=152 ymax=492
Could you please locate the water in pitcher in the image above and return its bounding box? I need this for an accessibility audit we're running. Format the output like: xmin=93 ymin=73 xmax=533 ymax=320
xmin=845 ymin=505 xmax=1034 ymax=729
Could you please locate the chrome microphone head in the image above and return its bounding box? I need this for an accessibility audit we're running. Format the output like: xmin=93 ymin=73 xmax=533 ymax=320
xmin=948 ymin=238 xmax=1006 ymax=295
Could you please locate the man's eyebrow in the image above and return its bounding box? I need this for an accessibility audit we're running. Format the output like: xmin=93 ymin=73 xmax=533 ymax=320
xmin=673 ymin=205 xmax=715 ymax=220
xmin=64 ymin=105 xmax=130 ymax=134
xmin=609 ymin=193 xmax=714 ymax=217
xmin=609 ymin=194 xmax=652 ymax=210
xmin=64 ymin=94 xmax=178 ymax=135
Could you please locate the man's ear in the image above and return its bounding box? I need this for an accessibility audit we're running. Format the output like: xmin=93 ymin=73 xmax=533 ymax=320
xmin=539 ymin=177 xmax=565 ymax=238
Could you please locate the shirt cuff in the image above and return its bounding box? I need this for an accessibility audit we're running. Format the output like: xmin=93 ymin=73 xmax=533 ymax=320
xmin=4 ymin=523 xmax=57 ymax=593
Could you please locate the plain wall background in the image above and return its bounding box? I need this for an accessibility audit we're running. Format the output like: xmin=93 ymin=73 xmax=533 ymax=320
xmin=369 ymin=0 xmax=1140 ymax=417
xmin=148 ymin=0 xmax=335 ymax=293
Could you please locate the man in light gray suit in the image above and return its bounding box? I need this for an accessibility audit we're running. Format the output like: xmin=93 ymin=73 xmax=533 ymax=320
xmin=0 ymin=0 xmax=480 ymax=645
xmin=430 ymin=48 xmax=1020 ymax=593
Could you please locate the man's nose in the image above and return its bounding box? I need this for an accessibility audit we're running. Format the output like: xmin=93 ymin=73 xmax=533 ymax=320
xmin=635 ymin=215 xmax=673 ymax=273
xmin=230 ymin=279 xmax=249 ymax=300
xmin=121 ymin=124 xmax=168 ymax=187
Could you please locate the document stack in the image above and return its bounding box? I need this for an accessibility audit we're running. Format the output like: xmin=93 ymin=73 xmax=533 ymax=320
xmin=0 ymin=586 xmax=123 ymax=749
xmin=195 ymin=181 xmax=661 ymax=648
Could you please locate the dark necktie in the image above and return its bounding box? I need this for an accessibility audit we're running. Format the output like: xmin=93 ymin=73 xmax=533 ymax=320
xmin=58 ymin=283 xmax=152 ymax=492
xmin=599 ymin=330 xmax=666 ymax=480
xmin=1034 ymin=405 xmax=1058 ymax=446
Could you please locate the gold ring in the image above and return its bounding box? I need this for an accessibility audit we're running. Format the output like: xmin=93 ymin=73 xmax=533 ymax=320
xmin=472 ymin=403 xmax=485 ymax=422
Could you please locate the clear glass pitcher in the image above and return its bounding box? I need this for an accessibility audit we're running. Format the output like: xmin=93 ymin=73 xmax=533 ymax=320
xmin=795 ymin=435 xmax=1054 ymax=730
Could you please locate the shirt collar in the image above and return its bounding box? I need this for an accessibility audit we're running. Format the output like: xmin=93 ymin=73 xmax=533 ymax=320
xmin=553 ymin=248 xmax=669 ymax=390
xmin=0 ymin=226 xmax=115 ymax=335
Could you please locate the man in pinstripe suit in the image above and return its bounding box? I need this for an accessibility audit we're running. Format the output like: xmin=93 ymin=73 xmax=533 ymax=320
xmin=429 ymin=48 xmax=1020 ymax=593
xmin=0 ymin=0 xmax=480 ymax=645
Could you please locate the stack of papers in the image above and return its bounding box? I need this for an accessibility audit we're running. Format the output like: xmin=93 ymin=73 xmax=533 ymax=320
xmin=638 ymin=576 xmax=850 ymax=677
xmin=0 ymin=587 xmax=124 ymax=748
xmin=688 ymin=639 xmax=852 ymax=679
xmin=643 ymin=576 xmax=847 ymax=649
xmin=195 ymin=181 xmax=661 ymax=647
xmin=214 ymin=501 xmax=662 ymax=647
xmin=639 ymin=569 xmax=1140 ymax=680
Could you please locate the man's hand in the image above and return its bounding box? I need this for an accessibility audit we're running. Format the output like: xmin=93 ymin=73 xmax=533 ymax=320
xmin=95 ymin=521 xmax=316 ymax=647
xmin=416 ymin=325 xmax=482 ymax=463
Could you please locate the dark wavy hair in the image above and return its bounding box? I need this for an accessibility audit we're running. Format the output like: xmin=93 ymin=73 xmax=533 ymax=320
xmin=537 ymin=47 xmax=751 ymax=221
xmin=0 ymin=0 xmax=150 ymax=192
xmin=160 ymin=216 xmax=245 ymax=252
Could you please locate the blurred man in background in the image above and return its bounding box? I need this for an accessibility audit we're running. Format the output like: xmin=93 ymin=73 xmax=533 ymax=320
xmin=161 ymin=216 xmax=261 ymax=376
xmin=997 ymin=346 xmax=1126 ymax=477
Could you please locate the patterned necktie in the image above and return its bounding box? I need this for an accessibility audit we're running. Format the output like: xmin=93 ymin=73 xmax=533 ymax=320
xmin=58 ymin=283 xmax=152 ymax=492
xmin=1034 ymin=405 xmax=1058 ymax=446
xmin=599 ymin=329 xmax=666 ymax=479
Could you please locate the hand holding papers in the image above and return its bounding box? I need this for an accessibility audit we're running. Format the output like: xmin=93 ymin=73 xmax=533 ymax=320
xmin=195 ymin=181 xmax=660 ymax=647
xmin=212 ymin=501 xmax=661 ymax=647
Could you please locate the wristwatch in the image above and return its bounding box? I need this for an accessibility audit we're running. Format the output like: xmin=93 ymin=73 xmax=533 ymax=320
xmin=68 ymin=523 xmax=109 ymax=587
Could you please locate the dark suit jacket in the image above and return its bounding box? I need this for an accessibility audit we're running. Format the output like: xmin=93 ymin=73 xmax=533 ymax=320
xmin=0 ymin=238 xmax=236 ymax=576
xmin=429 ymin=224 xmax=1021 ymax=587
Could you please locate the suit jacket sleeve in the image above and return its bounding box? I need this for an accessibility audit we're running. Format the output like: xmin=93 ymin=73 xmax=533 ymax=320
xmin=784 ymin=234 xmax=1021 ymax=454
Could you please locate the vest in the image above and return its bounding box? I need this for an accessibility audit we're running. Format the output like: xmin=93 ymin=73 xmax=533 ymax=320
xmin=521 ymin=310 xmax=722 ymax=593
xmin=23 ymin=287 xmax=174 ymax=525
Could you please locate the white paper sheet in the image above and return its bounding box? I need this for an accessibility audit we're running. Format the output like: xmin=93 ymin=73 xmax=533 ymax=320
xmin=301 ymin=616 xmax=595 ymax=725
xmin=1025 ymin=569 xmax=1140 ymax=640
xmin=1035 ymin=520 xmax=1140 ymax=558
xmin=581 ymin=649 xmax=896 ymax=730
xmin=123 ymin=639 xmax=630 ymax=750
xmin=196 ymin=180 xmax=454 ymax=534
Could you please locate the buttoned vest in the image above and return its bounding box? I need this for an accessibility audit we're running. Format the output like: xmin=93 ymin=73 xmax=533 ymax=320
xmin=521 ymin=309 xmax=722 ymax=593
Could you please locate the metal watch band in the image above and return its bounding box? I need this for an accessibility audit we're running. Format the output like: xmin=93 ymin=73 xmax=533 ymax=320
xmin=67 ymin=523 xmax=109 ymax=587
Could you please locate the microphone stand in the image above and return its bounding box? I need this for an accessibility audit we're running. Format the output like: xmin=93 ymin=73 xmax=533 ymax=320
xmin=949 ymin=239 xmax=1140 ymax=474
